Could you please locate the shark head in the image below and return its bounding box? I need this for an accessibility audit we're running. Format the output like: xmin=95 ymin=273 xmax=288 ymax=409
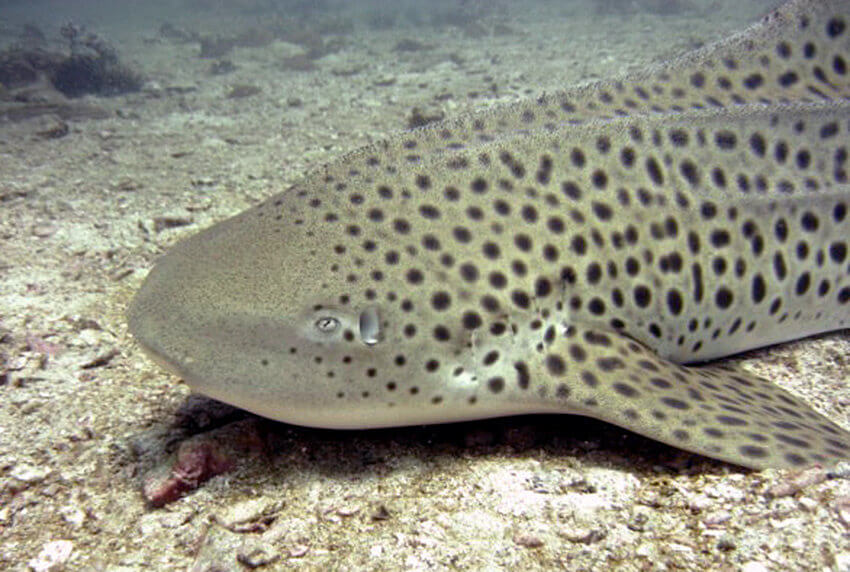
xmin=128 ymin=181 xmax=490 ymax=429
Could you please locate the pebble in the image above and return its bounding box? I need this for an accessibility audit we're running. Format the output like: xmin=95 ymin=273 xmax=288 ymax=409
xmin=716 ymin=534 xmax=736 ymax=551
xmin=740 ymin=562 xmax=770 ymax=572
xmin=834 ymin=552 xmax=850 ymax=572
xmin=59 ymin=505 xmax=86 ymax=528
xmin=336 ymin=505 xmax=360 ymax=517
xmin=288 ymin=545 xmax=309 ymax=558
xmin=688 ymin=494 xmax=714 ymax=511
xmin=28 ymin=540 xmax=73 ymax=572
xmin=627 ymin=510 xmax=650 ymax=532
xmin=152 ymin=216 xmax=193 ymax=233
xmin=703 ymin=510 xmax=732 ymax=527
xmin=138 ymin=510 xmax=192 ymax=535
xmin=513 ymin=533 xmax=544 ymax=548
xmin=797 ymin=497 xmax=818 ymax=512
xmin=216 ymin=498 xmax=278 ymax=530
xmin=833 ymin=496 xmax=850 ymax=529
xmin=766 ymin=466 xmax=826 ymax=498
xmin=35 ymin=117 xmax=69 ymax=140
xmin=143 ymin=439 xmax=235 ymax=508
xmin=11 ymin=463 xmax=50 ymax=484
xmin=558 ymin=526 xmax=605 ymax=544
xmin=830 ymin=462 xmax=850 ymax=479
xmin=236 ymin=540 xmax=279 ymax=568
xmin=192 ymin=525 xmax=242 ymax=572
xmin=704 ymin=482 xmax=745 ymax=503
xmin=31 ymin=224 xmax=56 ymax=238
xmin=371 ymin=504 xmax=391 ymax=521
xmin=373 ymin=75 xmax=397 ymax=86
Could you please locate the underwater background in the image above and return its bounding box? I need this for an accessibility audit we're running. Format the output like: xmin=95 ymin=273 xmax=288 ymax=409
xmin=6 ymin=1 xmax=850 ymax=570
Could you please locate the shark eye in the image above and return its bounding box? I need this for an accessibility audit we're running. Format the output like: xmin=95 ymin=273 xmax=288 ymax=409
xmin=359 ymin=307 xmax=382 ymax=346
xmin=315 ymin=316 xmax=340 ymax=333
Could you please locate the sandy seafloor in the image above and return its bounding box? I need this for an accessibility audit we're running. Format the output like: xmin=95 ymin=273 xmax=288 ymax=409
xmin=2 ymin=0 xmax=850 ymax=569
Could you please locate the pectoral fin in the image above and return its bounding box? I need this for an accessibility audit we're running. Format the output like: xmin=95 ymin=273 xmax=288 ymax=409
xmin=519 ymin=324 xmax=850 ymax=469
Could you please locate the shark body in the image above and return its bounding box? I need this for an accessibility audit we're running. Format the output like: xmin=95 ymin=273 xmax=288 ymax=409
xmin=129 ymin=0 xmax=850 ymax=469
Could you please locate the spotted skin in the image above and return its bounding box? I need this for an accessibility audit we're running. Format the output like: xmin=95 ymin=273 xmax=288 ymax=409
xmin=129 ymin=0 xmax=850 ymax=469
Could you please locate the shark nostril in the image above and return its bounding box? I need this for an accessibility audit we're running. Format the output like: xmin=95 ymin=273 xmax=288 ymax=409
xmin=359 ymin=307 xmax=382 ymax=346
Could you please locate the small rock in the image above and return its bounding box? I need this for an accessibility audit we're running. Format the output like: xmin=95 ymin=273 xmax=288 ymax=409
xmin=627 ymin=510 xmax=650 ymax=532
xmin=797 ymin=497 xmax=819 ymax=512
xmin=740 ymin=562 xmax=770 ymax=572
xmin=288 ymin=544 xmax=309 ymax=558
xmin=834 ymin=496 xmax=850 ymax=528
xmin=143 ymin=439 xmax=234 ymax=508
xmin=704 ymin=482 xmax=745 ymax=503
xmin=11 ymin=463 xmax=50 ymax=484
xmin=185 ymin=197 xmax=213 ymax=213
xmin=371 ymin=504 xmax=391 ymax=521
xmin=28 ymin=540 xmax=73 ymax=572
xmin=152 ymin=216 xmax=193 ymax=233
xmin=31 ymin=224 xmax=56 ymax=238
xmin=164 ymin=84 xmax=197 ymax=95
xmin=558 ymin=526 xmax=605 ymax=544
xmin=766 ymin=466 xmax=827 ymax=498
xmin=192 ymin=524 xmax=242 ymax=572
xmin=226 ymin=84 xmax=261 ymax=99
xmin=393 ymin=39 xmax=433 ymax=52
xmin=35 ymin=118 xmax=69 ymax=140
xmin=829 ymin=462 xmax=850 ymax=479
xmin=373 ymin=75 xmax=397 ymax=87
xmin=59 ymin=505 xmax=86 ymax=528
xmin=688 ymin=494 xmax=713 ymax=511
xmin=236 ymin=540 xmax=280 ymax=569
xmin=703 ymin=510 xmax=732 ymax=527
xmin=216 ymin=498 xmax=279 ymax=531
xmin=834 ymin=552 xmax=850 ymax=572
xmin=407 ymin=106 xmax=445 ymax=129
xmin=209 ymin=60 xmax=236 ymax=75
xmin=513 ymin=533 xmax=544 ymax=548
xmin=336 ymin=505 xmax=360 ymax=517
xmin=80 ymin=348 xmax=119 ymax=369
xmin=716 ymin=534 xmax=736 ymax=551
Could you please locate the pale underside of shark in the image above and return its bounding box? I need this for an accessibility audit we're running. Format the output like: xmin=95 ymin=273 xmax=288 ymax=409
xmin=129 ymin=0 xmax=850 ymax=470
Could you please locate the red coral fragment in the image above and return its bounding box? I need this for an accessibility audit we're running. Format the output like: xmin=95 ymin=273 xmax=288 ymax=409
xmin=144 ymin=441 xmax=234 ymax=508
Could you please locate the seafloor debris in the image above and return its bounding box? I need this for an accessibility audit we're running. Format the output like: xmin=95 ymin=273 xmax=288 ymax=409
xmin=143 ymin=439 xmax=235 ymax=508
xmin=51 ymin=23 xmax=142 ymax=97
xmin=198 ymin=35 xmax=235 ymax=59
xmin=407 ymin=106 xmax=445 ymax=129
xmin=34 ymin=117 xmax=69 ymax=139
xmin=208 ymin=59 xmax=236 ymax=76
xmin=393 ymin=39 xmax=434 ymax=53
xmin=0 ymin=48 xmax=62 ymax=89
xmin=158 ymin=22 xmax=198 ymax=44
xmin=141 ymin=419 xmax=266 ymax=508
xmin=0 ymin=22 xmax=142 ymax=100
xmin=226 ymin=84 xmax=261 ymax=99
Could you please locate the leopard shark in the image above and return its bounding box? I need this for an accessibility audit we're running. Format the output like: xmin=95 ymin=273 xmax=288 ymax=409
xmin=129 ymin=0 xmax=850 ymax=469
